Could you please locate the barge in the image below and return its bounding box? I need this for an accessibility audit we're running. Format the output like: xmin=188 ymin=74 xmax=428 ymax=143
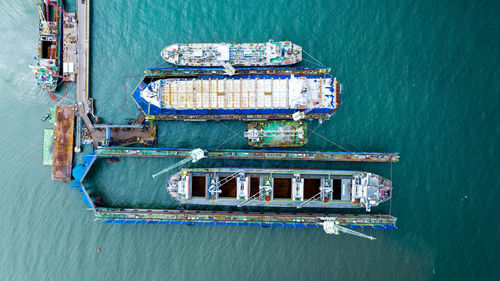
xmin=161 ymin=40 xmax=302 ymax=67
xmin=167 ymin=168 xmax=392 ymax=211
xmin=132 ymin=68 xmax=341 ymax=121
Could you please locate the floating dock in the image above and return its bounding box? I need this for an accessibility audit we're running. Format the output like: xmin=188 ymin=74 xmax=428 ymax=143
xmin=96 ymin=147 xmax=400 ymax=162
xmin=95 ymin=207 xmax=397 ymax=231
xmin=52 ymin=105 xmax=74 ymax=181
xmin=144 ymin=66 xmax=331 ymax=78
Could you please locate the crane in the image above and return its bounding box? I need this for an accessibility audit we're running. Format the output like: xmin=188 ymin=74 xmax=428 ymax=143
xmin=207 ymin=172 xmax=243 ymax=199
xmin=237 ymin=180 xmax=273 ymax=207
xmin=209 ymin=49 xmax=235 ymax=76
xmin=152 ymin=149 xmax=205 ymax=178
xmin=320 ymin=218 xmax=376 ymax=240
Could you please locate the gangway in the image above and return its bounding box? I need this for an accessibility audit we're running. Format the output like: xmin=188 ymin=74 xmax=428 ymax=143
xmin=320 ymin=218 xmax=376 ymax=240
xmin=152 ymin=149 xmax=204 ymax=178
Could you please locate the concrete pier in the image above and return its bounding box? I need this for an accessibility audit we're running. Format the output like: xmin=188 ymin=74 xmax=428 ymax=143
xmin=75 ymin=0 xmax=96 ymax=144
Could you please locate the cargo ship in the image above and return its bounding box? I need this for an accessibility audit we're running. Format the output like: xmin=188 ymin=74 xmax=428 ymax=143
xmin=161 ymin=40 xmax=302 ymax=67
xmin=29 ymin=0 xmax=63 ymax=93
xmin=245 ymin=120 xmax=307 ymax=148
xmin=131 ymin=67 xmax=341 ymax=121
xmin=166 ymin=168 xmax=392 ymax=211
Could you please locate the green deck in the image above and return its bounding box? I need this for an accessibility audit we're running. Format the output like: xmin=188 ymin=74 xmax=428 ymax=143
xmin=42 ymin=129 xmax=53 ymax=165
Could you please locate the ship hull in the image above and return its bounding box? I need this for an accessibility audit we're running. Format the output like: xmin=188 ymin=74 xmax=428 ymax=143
xmin=132 ymin=71 xmax=341 ymax=121
xmin=167 ymin=168 xmax=392 ymax=211
xmin=161 ymin=41 xmax=302 ymax=67
xmin=30 ymin=0 xmax=63 ymax=92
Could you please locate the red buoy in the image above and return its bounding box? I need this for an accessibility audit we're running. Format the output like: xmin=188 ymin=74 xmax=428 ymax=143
xmin=97 ymin=248 xmax=101 ymax=254
xmin=324 ymin=197 xmax=329 ymax=203
xmin=265 ymin=196 xmax=271 ymax=201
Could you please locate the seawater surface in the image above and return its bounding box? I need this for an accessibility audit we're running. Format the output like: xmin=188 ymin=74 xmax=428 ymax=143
xmin=0 ymin=0 xmax=498 ymax=280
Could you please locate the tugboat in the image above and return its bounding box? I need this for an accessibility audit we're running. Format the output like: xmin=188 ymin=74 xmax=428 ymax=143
xmin=161 ymin=40 xmax=302 ymax=67
xmin=245 ymin=120 xmax=307 ymax=148
xmin=166 ymin=168 xmax=392 ymax=211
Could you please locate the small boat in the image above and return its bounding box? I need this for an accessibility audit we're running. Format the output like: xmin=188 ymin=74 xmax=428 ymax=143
xmin=41 ymin=113 xmax=50 ymax=121
xmin=166 ymin=168 xmax=392 ymax=211
xmin=161 ymin=40 xmax=302 ymax=67
xmin=245 ymin=120 xmax=307 ymax=148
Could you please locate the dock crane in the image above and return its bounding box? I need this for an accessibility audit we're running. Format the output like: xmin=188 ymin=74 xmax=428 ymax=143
xmin=320 ymin=218 xmax=376 ymax=240
xmin=152 ymin=149 xmax=205 ymax=178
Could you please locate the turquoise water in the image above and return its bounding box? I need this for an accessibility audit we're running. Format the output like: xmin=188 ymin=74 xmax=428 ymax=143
xmin=1 ymin=0 xmax=499 ymax=280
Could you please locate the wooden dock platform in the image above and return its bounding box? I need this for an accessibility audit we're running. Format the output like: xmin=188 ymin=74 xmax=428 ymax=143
xmin=52 ymin=105 xmax=74 ymax=181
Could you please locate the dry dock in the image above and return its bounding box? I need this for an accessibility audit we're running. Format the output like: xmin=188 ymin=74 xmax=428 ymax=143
xmin=95 ymin=207 xmax=397 ymax=230
xmin=96 ymin=147 xmax=400 ymax=162
xmin=52 ymin=105 xmax=74 ymax=181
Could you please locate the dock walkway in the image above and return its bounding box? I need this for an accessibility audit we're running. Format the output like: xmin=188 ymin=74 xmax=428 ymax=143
xmin=96 ymin=147 xmax=400 ymax=162
xmin=75 ymin=0 xmax=96 ymax=142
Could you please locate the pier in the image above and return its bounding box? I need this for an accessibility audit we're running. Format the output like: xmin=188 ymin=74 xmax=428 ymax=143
xmin=75 ymin=0 xmax=96 ymax=148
